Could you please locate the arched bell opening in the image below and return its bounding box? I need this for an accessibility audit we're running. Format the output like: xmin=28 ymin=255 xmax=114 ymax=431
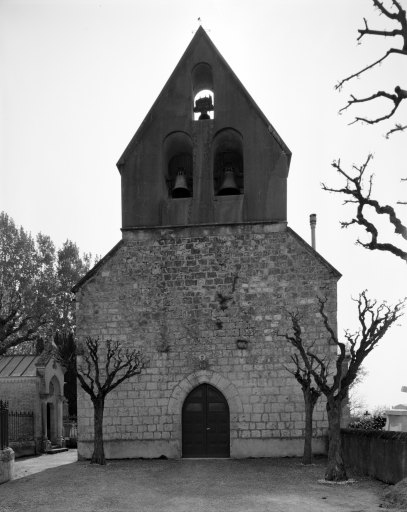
xmin=192 ymin=63 xmax=214 ymax=121
xmin=213 ymin=128 xmax=244 ymax=196
xmin=163 ymin=131 xmax=193 ymax=198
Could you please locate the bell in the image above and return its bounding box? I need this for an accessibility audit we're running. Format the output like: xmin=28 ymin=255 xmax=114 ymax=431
xmin=193 ymin=95 xmax=214 ymax=120
xmin=218 ymin=166 xmax=240 ymax=196
xmin=172 ymin=169 xmax=191 ymax=198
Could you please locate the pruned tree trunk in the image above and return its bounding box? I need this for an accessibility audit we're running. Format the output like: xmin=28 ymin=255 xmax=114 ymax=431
xmin=303 ymin=392 xmax=315 ymax=465
xmin=91 ymin=396 xmax=106 ymax=465
xmin=281 ymin=295 xmax=404 ymax=482
xmin=325 ymin=400 xmax=347 ymax=481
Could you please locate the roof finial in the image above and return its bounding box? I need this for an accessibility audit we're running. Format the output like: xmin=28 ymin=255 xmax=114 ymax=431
xmin=192 ymin=17 xmax=210 ymax=34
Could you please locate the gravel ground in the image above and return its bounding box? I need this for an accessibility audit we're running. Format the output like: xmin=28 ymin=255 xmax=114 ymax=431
xmin=384 ymin=477 xmax=407 ymax=509
xmin=0 ymin=452 xmax=403 ymax=512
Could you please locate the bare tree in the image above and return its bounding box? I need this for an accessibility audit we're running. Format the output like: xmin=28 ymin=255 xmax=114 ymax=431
xmin=279 ymin=315 xmax=321 ymax=465
xmin=336 ymin=0 xmax=407 ymax=138
xmin=76 ymin=337 xmax=145 ymax=465
xmin=328 ymin=2 xmax=407 ymax=261
xmin=322 ymin=155 xmax=407 ymax=263
xmin=282 ymin=292 xmax=404 ymax=481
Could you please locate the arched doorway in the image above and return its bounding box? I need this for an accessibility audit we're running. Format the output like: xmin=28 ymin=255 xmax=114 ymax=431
xmin=43 ymin=376 xmax=62 ymax=446
xmin=182 ymin=384 xmax=230 ymax=458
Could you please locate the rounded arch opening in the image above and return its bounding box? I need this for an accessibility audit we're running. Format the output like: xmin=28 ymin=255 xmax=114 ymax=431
xmin=192 ymin=63 xmax=214 ymax=120
xmin=213 ymin=128 xmax=244 ymax=195
xmin=163 ymin=131 xmax=193 ymax=198
xmin=46 ymin=375 xmax=62 ymax=445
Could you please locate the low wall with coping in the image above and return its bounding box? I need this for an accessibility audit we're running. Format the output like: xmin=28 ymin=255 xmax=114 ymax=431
xmin=341 ymin=428 xmax=407 ymax=484
xmin=10 ymin=440 xmax=36 ymax=458
xmin=0 ymin=448 xmax=15 ymax=484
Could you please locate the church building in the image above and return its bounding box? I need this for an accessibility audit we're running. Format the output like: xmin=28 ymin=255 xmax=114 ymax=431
xmin=73 ymin=27 xmax=340 ymax=459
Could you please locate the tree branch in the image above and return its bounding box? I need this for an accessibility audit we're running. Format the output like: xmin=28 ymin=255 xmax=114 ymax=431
xmin=277 ymin=312 xmax=331 ymax=396
xmin=357 ymin=17 xmax=402 ymax=41
xmin=335 ymin=49 xmax=405 ymax=90
xmin=336 ymin=0 xmax=407 ymax=133
xmin=280 ymin=292 xmax=405 ymax=404
xmin=386 ymin=122 xmax=407 ymax=137
xmin=339 ymin=87 xmax=407 ymax=125
xmin=77 ymin=337 xmax=145 ymax=400
xmin=373 ymin=0 xmax=404 ymax=20
xmin=322 ymin=155 xmax=407 ymax=262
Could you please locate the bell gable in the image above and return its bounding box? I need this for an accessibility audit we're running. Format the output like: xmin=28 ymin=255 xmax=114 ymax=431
xmin=118 ymin=27 xmax=291 ymax=229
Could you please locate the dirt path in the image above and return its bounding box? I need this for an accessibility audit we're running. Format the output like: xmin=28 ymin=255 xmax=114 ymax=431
xmin=0 ymin=455 xmax=402 ymax=512
xmin=12 ymin=450 xmax=78 ymax=480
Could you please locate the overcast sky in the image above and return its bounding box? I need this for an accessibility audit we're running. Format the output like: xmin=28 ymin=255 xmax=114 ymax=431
xmin=1 ymin=0 xmax=406 ymax=411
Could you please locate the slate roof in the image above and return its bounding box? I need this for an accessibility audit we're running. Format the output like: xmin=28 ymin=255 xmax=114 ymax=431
xmin=0 ymin=355 xmax=40 ymax=378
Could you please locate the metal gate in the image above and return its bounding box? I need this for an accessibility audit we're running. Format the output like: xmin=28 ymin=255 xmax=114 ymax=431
xmin=0 ymin=400 xmax=8 ymax=449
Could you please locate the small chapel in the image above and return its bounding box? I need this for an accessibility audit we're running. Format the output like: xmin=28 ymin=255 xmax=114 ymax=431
xmin=73 ymin=27 xmax=340 ymax=460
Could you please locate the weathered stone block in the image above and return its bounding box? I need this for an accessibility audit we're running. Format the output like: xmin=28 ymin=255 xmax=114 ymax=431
xmin=0 ymin=448 xmax=15 ymax=484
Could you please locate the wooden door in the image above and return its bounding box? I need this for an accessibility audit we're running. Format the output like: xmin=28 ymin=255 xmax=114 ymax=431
xmin=182 ymin=384 xmax=230 ymax=458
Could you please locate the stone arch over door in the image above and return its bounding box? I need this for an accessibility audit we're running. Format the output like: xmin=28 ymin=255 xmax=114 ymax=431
xmin=40 ymin=370 xmax=65 ymax=450
xmin=47 ymin=377 xmax=60 ymax=444
xmin=167 ymin=370 xmax=243 ymax=457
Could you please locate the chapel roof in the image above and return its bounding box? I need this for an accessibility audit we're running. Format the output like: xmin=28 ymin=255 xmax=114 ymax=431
xmin=0 ymin=355 xmax=40 ymax=378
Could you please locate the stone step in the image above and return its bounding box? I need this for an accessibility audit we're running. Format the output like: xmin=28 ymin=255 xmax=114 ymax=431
xmin=46 ymin=447 xmax=69 ymax=455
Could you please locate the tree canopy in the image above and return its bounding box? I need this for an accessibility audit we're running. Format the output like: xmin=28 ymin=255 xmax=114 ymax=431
xmin=0 ymin=211 xmax=93 ymax=355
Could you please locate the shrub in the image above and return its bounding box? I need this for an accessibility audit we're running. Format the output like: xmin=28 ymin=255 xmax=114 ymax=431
xmin=348 ymin=414 xmax=386 ymax=430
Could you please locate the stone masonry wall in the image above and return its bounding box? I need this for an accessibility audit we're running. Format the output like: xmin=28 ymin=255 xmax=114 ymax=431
xmin=75 ymin=222 xmax=339 ymax=458
xmin=0 ymin=379 xmax=38 ymax=412
xmin=0 ymin=378 xmax=42 ymax=448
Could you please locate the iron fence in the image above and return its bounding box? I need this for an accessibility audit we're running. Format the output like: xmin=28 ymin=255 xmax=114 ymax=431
xmin=63 ymin=420 xmax=78 ymax=440
xmin=63 ymin=419 xmax=77 ymax=447
xmin=9 ymin=410 xmax=34 ymax=442
xmin=0 ymin=400 xmax=9 ymax=449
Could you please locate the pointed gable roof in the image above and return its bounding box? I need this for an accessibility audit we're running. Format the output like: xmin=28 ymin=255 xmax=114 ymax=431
xmin=117 ymin=26 xmax=290 ymax=170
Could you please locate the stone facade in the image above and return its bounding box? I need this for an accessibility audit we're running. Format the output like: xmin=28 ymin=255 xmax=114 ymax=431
xmin=74 ymin=27 xmax=341 ymax=459
xmin=75 ymin=222 xmax=339 ymax=459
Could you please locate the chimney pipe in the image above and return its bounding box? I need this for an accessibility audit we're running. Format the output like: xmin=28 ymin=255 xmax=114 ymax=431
xmin=309 ymin=213 xmax=317 ymax=250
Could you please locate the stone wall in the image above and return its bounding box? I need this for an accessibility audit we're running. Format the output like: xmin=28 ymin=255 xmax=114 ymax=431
xmin=0 ymin=378 xmax=38 ymax=412
xmin=342 ymin=429 xmax=407 ymax=484
xmin=75 ymin=222 xmax=339 ymax=459
xmin=0 ymin=378 xmax=41 ymax=451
